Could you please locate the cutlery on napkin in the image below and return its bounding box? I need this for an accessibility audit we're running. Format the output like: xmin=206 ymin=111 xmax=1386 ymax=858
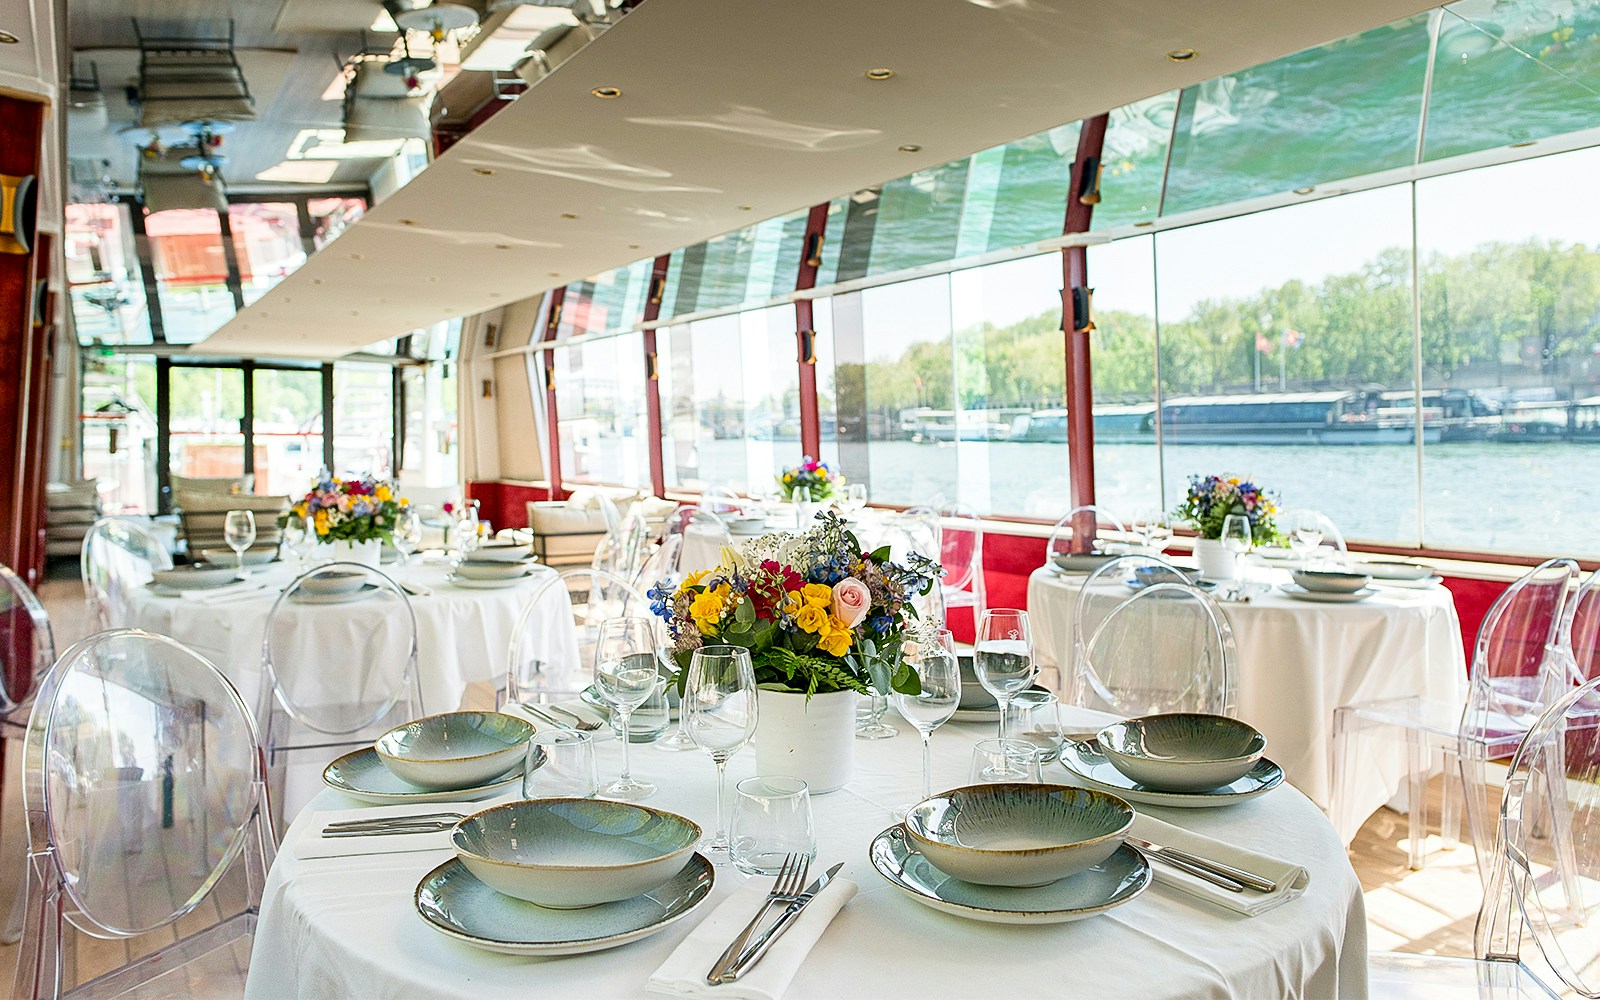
xmin=187 ymin=582 xmax=267 ymax=604
xmin=398 ymin=580 xmax=432 ymax=598
xmin=1130 ymin=814 xmax=1308 ymax=916
xmin=649 ymin=873 xmax=857 ymax=1000
xmin=295 ymin=799 xmax=509 ymax=860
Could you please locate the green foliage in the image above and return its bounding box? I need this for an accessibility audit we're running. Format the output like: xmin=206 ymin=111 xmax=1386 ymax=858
xmin=757 ymin=646 xmax=870 ymax=696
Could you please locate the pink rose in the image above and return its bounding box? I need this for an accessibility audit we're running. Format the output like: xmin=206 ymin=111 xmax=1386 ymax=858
xmin=831 ymin=577 xmax=872 ymax=628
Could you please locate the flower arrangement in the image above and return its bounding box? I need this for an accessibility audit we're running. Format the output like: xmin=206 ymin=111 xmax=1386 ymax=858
xmin=777 ymin=457 xmax=844 ymax=502
xmin=650 ymin=512 xmax=940 ymax=697
xmin=286 ymin=475 xmax=407 ymax=544
xmin=1173 ymin=474 xmax=1279 ymax=542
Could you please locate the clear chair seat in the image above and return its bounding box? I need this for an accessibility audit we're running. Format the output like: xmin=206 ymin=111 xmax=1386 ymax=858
xmin=1343 ymin=696 xmax=1538 ymax=754
xmin=1368 ymin=953 xmax=1559 ymax=999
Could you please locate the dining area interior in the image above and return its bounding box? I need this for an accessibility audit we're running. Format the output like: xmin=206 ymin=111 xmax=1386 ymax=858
xmin=3 ymin=0 xmax=1600 ymax=997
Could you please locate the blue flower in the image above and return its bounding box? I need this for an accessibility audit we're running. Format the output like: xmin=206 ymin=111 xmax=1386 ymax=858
xmin=870 ymin=614 xmax=892 ymax=635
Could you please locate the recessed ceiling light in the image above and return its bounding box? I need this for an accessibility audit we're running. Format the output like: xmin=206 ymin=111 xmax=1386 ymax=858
xmin=1134 ymin=221 xmax=1155 ymax=228
xmin=737 ymin=205 xmax=752 ymax=211
xmin=0 ymin=31 xmax=21 ymax=44
xmin=1509 ymin=140 xmax=1537 ymax=148
xmin=865 ymin=68 xmax=894 ymax=80
xmin=350 ymin=310 xmax=360 ymax=316
xmin=495 ymin=243 xmax=512 ymax=250
xmin=473 ymin=167 xmax=495 ymax=176
xmin=549 ymin=271 xmax=560 ymax=277
xmin=428 ymin=276 xmax=440 ymax=283
xmin=1292 ymin=186 xmax=1315 ymax=195
xmin=348 ymin=252 xmax=364 ymax=260
xmin=1167 ymin=48 xmax=1197 ymax=62
xmin=561 ymin=212 xmax=578 ymax=220
xmin=628 ymin=243 xmax=641 ymax=250
xmin=591 ymin=86 xmax=622 ymax=99
xmin=489 ymin=292 xmax=502 ymax=298
xmin=311 ymin=278 xmax=324 ymax=285
xmin=898 ymin=144 xmax=922 ymax=153
xmin=398 ymin=219 xmax=417 ymax=226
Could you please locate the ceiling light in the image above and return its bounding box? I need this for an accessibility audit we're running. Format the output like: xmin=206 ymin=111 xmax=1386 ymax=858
xmin=0 ymin=30 xmax=21 ymax=44
xmin=897 ymin=144 xmax=922 ymax=153
xmin=349 ymin=252 xmax=365 ymax=260
xmin=627 ymin=243 xmax=640 ymax=249
xmin=865 ymin=68 xmax=894 ymax=80
xmin=254 ymin=160 xmax=339 ymax=183
xmin=473 ymin=167 xmax=495 ymax=176
xmin=428 ymin=275 xmax=441 ymax=283
xmin=312 ymin=278 xmax=325 ymax=285
xmin=1133 ymin=220 xmax=1154 ymax=228
xmin=548 ymin=271 xmax=560 ymax=277
xmin=1166 ymin=48 xmax=1197 ymax=62
xmin=591 ymin=86 xmax=622 ymax=99
xmin=1292 ymin=186 xmax=1315 ymax=195
xmin=495 ymin=243 xmax=512 ymax=250
xmin=393 ymin=2 xmax=478 ymax=41
xmin=399 ymin=218 xmax=417 ymax=225
xmin=737 ymin=204 xmax=752 ymax=211
xmin=561 ymin=212 xmax=578 ymax=219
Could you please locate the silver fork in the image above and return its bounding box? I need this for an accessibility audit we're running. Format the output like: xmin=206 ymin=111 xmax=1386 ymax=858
xmin=545 ymin=704 xmax=604 ymax=731
xmin=706 ymin=853 xmax=810 ymax=983
xmin=522 ymin=703 xmax=603 ymax=732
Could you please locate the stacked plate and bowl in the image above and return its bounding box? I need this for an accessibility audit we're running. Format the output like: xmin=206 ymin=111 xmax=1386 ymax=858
xmin=1280 ymin=568 xmax=1376 ymax=603
xmin=1059 ymin=713 xmax=1284 ymax=808
xmin=451 ymin=546 xmax=540 ymax=589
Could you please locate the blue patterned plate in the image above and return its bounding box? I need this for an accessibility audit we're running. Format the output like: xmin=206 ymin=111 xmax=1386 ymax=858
xmin=414 ymin=853 xmax=714 ymax=955
xmin=1058 ymin=740 xmax=1284 ymax=808
xmin=869 ymin=825 xmax=1149 ymax=925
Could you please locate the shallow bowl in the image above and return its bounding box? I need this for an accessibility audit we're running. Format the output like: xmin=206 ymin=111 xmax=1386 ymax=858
xmin=1095 ymin=713 xmax=1266 ymax=792
xmin=1290 ymin=569 xmax=1372 ymax=594
xmin=468 ymin=544 xmax=532 ymax=563
xmin=299 ymin=571 xmax=368 ymax=596
xmin=902 ymin=784 xmax=1133 ymax=887
xmin=199 ymin=547 xmax=276 ymax=566
xmin=1350 ymin=559 xmax=1433 ymax=582
xmin=455 ymin=561 xmax=535 ymax=581
xmin=151 ymin=565 xmax=240 ymax=589
xmin=451 ymin=799 xmax=701 ymax=908
xmin=375 ymin=711 xmax=535 ymax=791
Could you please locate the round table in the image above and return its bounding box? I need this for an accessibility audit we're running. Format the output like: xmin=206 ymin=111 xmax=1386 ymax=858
xmin=126 ymin=555 xmax=580 ymax=717
xmin=1027 ymin=563 xmax=1466 ymax=840
xmin=245 ymin=711 xmax=1368 ymax=999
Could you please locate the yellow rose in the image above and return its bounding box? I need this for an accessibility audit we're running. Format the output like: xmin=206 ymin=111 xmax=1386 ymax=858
xmin=313 ymin=509 xmax=330 ymax=535
xmin=802 ymin=583 xmax=832 ymax=606
xmin=375 ymin=484 xmax=392 ymax=502
xmin=795 ymin=604 xmax=827 ymax=634
xmin=817 ymin=628 xmax=851 ymax=656
xmin=678 ymin=570 xmax=711 ymax=595
xmin=690 ymin=592 xmax=725 ymax=623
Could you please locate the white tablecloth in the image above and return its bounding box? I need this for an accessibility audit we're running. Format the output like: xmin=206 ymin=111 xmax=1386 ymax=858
xmin=246 ymin=711 xmax=1367 ymax=1000
xmin=126 ymin=556 xmax=580 ymax=716
xmin=1027 ymin=564 xmax=1467 ymax=840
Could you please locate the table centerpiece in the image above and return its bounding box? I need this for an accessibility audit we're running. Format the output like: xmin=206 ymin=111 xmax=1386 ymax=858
xmin=1173 ymin=473 xmax=1279 ymax=580
xmin=651 ymin=511 xmax=939 ymax=792
xmin=286 ymin=475 xmax=407 ymax=568
xmin=777 ymin=457 xmax=844 ymax=527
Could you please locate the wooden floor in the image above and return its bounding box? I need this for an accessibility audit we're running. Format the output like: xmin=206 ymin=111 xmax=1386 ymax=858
xmin=0 ymin=566 xmax=1531 ymax=995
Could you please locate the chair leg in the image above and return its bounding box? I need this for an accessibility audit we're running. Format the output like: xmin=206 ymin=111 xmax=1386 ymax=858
xmin=1440 ymin=744 xmax=1461 ymax=852
xmin=1407 ymin=726 xmax=1428 ymax=870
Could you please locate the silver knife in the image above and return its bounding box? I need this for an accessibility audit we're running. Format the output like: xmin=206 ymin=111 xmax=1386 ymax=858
xmin=716 ymin=863 xmax=843 ymax=983
xmin=1127 ymin=836 xmax=1277 ymax=892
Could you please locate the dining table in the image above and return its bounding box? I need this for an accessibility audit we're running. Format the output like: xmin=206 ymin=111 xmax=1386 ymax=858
xmin=1026 ymin=559 xmax=1468 ymax=842
xmin=245 ymin=705 xmax=1368 ymax=1000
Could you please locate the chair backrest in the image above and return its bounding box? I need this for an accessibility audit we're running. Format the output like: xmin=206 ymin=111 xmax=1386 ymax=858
xmin=1467 ymin=558 xmax=1579 ymax=728
xmin=701 ymin=486 xmax=746 ymax=515
xmin=936 ymin=502 xmax=983 ymax=593
xmin=1559 ymin=568 xmax=1600 ymax=685
xmin=13 ymin=629 xmax=274 ymax=998
xmin=1079 ymin=582 xmax=1238 ymax=717
xmin=176 ymin=492 xmax=290 ymax=554
xmin=592 ymin=511 xmax=651 ymax=583
xmin=81 ymin=517 xmax=173 ymax=629
xmin=259 ymin=562 xmax=420 ymax=737
xmin=643 ymin=505 xmax=731 ymax=583
xmin=1047 ymin=504 xmax=1125 ymax=559
xmin=596 ymin=493 xmax=623 ymax=533
xmin=1072 ymin=555 xmax=1194 ymax=686
xmin=508 ymin=568 xmax=653 ymax=700
xmin=0 ymin=565 xmax=53 ymax=717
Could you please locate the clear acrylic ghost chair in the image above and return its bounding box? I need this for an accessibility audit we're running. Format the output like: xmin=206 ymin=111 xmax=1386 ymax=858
xmin=876 ymin=508 xmax=944 ymax=624
xmin=1558 ymin=568 xmax=1600 ymax=688
xmin=80 ymin=518 xmax=173 ymax=629
xmin=1046 ymin=505 xmax=1126 ymax=562
xmin=1334 ymin=558 xmax=1578 ymax=871
xmin=505 ymin=567 xmax=653 ymax=706
xmin=13 ymin=629 xmax=277 ymax=1000
xmin=638 ymin=506 xmax=731 ymax=588
xmin=935 ymin=503 xmax=985 ymax=628
xmin=1078 ymin=582 xmax=1238 ymax=718
xmin=593 ymin=511 xmax=651 ymax=583
xmin=257 ymin=562 xmax=421 ymax=831
xmin=700 ymin=486 xmax=748 ymax=516
xmin=1279 ymin=507 xmax=1348 ymax=565
xmin=1071 ymin=555 xmax=1195 ymax=695
xmin=0 ymin=565 xmax=55 ymax=944
xmin=595 ymin=493 xmax=623 ymax=533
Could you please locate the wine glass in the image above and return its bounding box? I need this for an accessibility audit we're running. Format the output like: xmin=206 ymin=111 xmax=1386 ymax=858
xmin=844 ymin=482 xmax=869 ymax=515
xmin=1146 ymin=513 xmax=1173 ymax=553
xmin=455 ymin=505 xmax=480 ymax=562
xmin=855 ymin=690 xmax=898 ymax=740
xmin=1287 ymin=510 xmax=1325 ymax=566
xmin=393 ymin=507 xmax=422 ymax=567
xmin=890 ymin=630 xmax=960 ymax=812
xmin=223 ymin=510 xmax=256 ymax=579
xmin=1221 ymin=513 xmax=1253 ymax=595
xmin=281 ymin=513 xmax=308 ymax=567
xmin=684 ymin=645 xmax=758 ymax=861
xmin=655 ymin=648 xmax=698 ymax=753
xmin=594 ymin=617 xmax=659 ymax=800
xmin=1128 ymin=508 xmax=1154 ymax=551
xmin=974 ymin=609 xmax=1034 ymax=740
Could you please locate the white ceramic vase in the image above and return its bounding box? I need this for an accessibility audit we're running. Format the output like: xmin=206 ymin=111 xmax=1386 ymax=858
xmin=1192 ymin=537 xmax=1236 ymax=582
xmin=754 ymin=688 xmax=857 ymax=794
xmin=327 ymin=538 xmax=382 ymax=569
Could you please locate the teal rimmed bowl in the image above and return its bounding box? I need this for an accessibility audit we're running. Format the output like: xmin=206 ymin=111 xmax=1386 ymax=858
xmin=375 ymin=712 xmax=535 ymax=790
xmin=1096 ymin=713 xmax=1266 ymax=792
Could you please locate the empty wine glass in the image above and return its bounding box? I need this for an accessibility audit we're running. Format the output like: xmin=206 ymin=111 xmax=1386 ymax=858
xmin=1221 ymin=513 xmax=1253 ymax=595
xmin=1146 ymin=513 xmax=1173 ymax=553
xmin=974 ymin=609 xmax=1035 ymax=740
xmin=455 ymin=505 xmax=480 ymax=562
xmin=890 ymin=629 xmax=960 ymax=812
xmin=656 ymin=649 xmax=698 ymax=753
xmin=684 ymin=645 xmax=758 ymax=862
xmin=393 ymin=507 xmax=422 ymax=567
xmin=856 ymin=691 xmax=898 ymax=740
xmin=282 ymin=513 xmax=308 ymax=567
xmin=844 ymin=482 xmax=869 ymax=515
xmin=223 ymin=510 xmax=256 ymax=579
xmin=1129 ymin=508 xmax=1155 ymax=550
xmin=594 ymin=617 xmax=659 ymax=800
xmin=1287 ymin=510 xmax=1325 ymax=566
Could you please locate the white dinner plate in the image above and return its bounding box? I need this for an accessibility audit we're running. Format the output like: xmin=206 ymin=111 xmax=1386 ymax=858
xmin=1350 ymin=559 xmax=1435 ymax=581
xmin=322 ymin=747 xmax=524 ymax=804
xmin=1278 ymin=583 xmax=1378 ymax=604
xmin=869 ymin=825 xmax=1150 ymax=925
xmin=447 ymin=574 xmax=537 ymax=590
xmin=415 ymin=854 xmax=714 ymax=955
xmin=1058 ymin=740 xmax=1284 ymax=808
xmin=1371 ymin=575 xmax=1445 ymax=590
xmin=289 ymin=583 xmax=382 ymax=605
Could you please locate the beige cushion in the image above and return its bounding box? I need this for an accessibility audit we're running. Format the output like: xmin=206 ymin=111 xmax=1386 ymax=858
xmin=178 ymin=494 xmax=290 ymax=553
xmin=525 ymin=501 xmax=607 ymax=567
xmin=171 ymin=474 xmax=252 ymax=496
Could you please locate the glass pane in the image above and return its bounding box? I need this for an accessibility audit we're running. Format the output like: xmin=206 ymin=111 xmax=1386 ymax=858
xmin=401 ymin=321 xmax=460 ymax=487
xmin=333 ymin=363 xmax=394 ymax=479
xmin=229 ymin=203 xmax=306 ymax=306
xmin=65 ymin=203 xmax=151 ymax=345
xmin=308 ymin=197 xmax=365 ymax=250
xmin=253 ymin=368 xmax=323 ymax=496
xmin=146 ymin=208 xmax=236 ymax=343
xmin=1154 ymin=186 xmax=1419 ymax=543
xmin=561 ymin=259 xmax=651 ymax=338
xmin=743 ymin=307 xmax=802 ymax=487
xmin=1424 ymin=2 xmax=1600 ymax=160
xmin=661 ymin=316 xmax=748 ymax=490
xmin=80 ymin=355 xmax=159 ymax=513
xmin=169 ymin=367 xmax=245 ymax=483
xmin=554 ymin=333 xmax=650 ymax=488
xmin=1417 ymin=149 xmax=1600 ymax=556
xmin=1096 ymin=93 xmax=1179 ymax=228
xmin=863 ymin=160 xmax=970 ymax=276
xmin=1163 ymin=16 xmax=1431 ymax=215
xmin=1088 ymin=236 xmax=1162 ymax=518
xmin=963 ymin=124 xmax=1079 ymax=255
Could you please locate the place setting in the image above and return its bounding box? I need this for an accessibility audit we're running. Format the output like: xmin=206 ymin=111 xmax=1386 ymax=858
xmin=319 ymin=710 xmax=536 ymax=805
xmin=1058 ymin=712 xmax=1286 ymax=808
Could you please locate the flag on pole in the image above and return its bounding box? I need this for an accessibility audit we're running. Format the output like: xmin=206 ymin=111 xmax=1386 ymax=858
xmin=1255 ymin=333 xmax=1274 ymax=354
xmin=1283 ymin=329 xmax=1305 ymax=349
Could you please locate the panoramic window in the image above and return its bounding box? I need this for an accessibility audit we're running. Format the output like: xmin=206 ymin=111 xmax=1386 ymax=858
xmin=554 ymin=333 xmax=650 ymax=490
xmin=333 ymin=362 xmax=395 ymax=479
xmin=1088 ymin=235 xmax=1161 ymax=519
xmin=146 ymin=208 xmax=236 ymax=343
xmin=65 ymin=203 xmax=151 ymax=346
xmin=80 ymin=354 xmax=158 ymax=513
xmin=252 ymin=368 xmax=324 ymax=496
xmin=229 ymin=203 xmax=306 ymax=306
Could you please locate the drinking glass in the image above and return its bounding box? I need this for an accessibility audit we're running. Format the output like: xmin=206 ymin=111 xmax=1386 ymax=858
xmin=1221 ymin=514 xmax=1253 ymax=592
xmin=223 ymin=510 xmax=256 ymax=579
xmin=1146 ymin=514 xmax=1173 ymax=553
xmin=684 ymin=645 xmax=758 ymax=861
xmin=522 ymin=730 xmax=599 ymax=799
xmin=281 ymin=514 xmax=308 ymax=567
xmin=1003 ymin=689 xmax=1064 ymax=762
xmin=844 ymin=482 xmax=869 ymax=515
xmin=656 ymin=649 xmax=698 ymax=752
xmin=730 ymin=776 xmax=815 ymax=876
xmin=594 ymin=617 xmax=659 ymax=800
xmin=1129 ymin=508 xmax=1155 ymax=550
xmin=393 ymin=507 xmax=422 ymax=566
xmin=455 ymin=506 xmax=480 ymax=562
xmin=855 ymin=692 xmax=897 ymax=740
xmin=1287 ymin=510 xmax=1325 ymax=566
xmin=890 ymin=629 xmax=960 ymax=808
xmin=969 ymin=738 xmax=1042 ymax=783
xmin=974 ymin=609 xmax=1035 ymax=739
xmin=613 ymin=676 xmax=671 ymax=743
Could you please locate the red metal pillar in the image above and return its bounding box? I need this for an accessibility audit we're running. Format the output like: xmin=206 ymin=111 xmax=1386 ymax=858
xmin=794 ymin=203 xmax=830 ymax=461
xmin=640 ymin=255 xmax=670 ymax=498
xmin=0 ymin=95 xmax=46 ymax=577
xmin=540 ymin=287 xmax=566 ymax=497
xmin=22 ymin=236 xmax=55 ymax=586
xmin=1062 ymin=114 xmax=1108 ymax=546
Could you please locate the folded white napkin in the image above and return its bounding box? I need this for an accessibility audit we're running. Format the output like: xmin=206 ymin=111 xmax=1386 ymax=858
xmin=1130 ymin=813 xmax=1309 ymax=917
xmin=186 ymin=581 xmax=266 ymax=604
xmin=648 ymin=875 xmax=857 ymax=1000
xmin=294 ymin=799 xmax=512 ymax=860
xmin=398 ymin=580 xmax=433 ymax=598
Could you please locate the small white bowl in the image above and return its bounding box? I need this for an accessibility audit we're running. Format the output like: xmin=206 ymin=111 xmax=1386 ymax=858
xmin=299 ymin=571 xmax=368 ymax=596
xmin=375 ymin=711 xmax=536 ymax=791
xmin=902 ymin=784 xmax=1133 ymax=887
xmin=151 ymin=565 xmax=240 ymax=589
xmin=468 ymin=544 xmax=532 ymax=563
xmin=1290 ymin=569 xmax=1371 ymax=594
xmin=451 ymin=799 xmax=701 ymax=908
xmin=1096 ymin=714 xmax=1266 ymax=792
xmin=455 ymin=561 xmax=535 ymax=581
